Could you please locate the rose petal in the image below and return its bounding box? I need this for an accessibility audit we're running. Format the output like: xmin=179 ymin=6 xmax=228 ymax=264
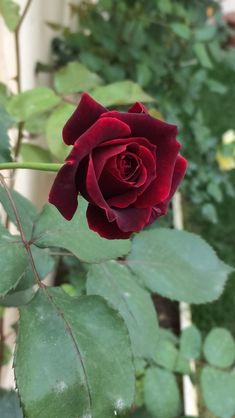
xmin=135 ymin=140 xmax=180 ymax=207
xmin=98 ymin=136 xmax=156 ymax=154
xmin=128 ymin=102 xmax=148 ymax=114
xmin=86 ymin=155 xmax=116 ymax=222
xmin=98 ymin=138 xmax=156 ymax=198
xmin=100 ymin=111 xmax=180 ymax=204
xmin=149 ymin=155 xmax=188 ymax=223
xmin=113 ymin=206 xmax=152 ymax=232
xmin=92 ymin=144 xmax=127 ymax=179
xmin=63 ymin=92 xmax=107 ymax=145
xmin=49 ymin=161 xmax=79 ymax=220
xmin=87 ymin=205 xmax=132 ymax=239
xmin=50 ymin=117 xmax=131 ymax=220
xmin=68 ymin=117 xmax=131 ymax=164
xmin=107 ymin=190 xmax=138 ymax=208
xmin=100 ymin=111 xmax=177 ymax=145
xmin=98 ymin=169 xmax=135 ymax=198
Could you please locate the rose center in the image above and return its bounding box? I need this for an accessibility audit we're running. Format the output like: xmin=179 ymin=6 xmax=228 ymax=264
xmin=117 ymin=152 xmax=140 ymax=181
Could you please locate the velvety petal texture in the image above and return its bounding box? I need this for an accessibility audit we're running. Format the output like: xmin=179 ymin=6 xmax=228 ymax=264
xmin=49 ymin=93 xmax=187 ymax=239
xmin=62 ymin=92 xmax=107 ymax=145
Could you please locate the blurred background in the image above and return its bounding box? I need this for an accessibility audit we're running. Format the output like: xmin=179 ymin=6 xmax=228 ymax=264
xmin=0 ymin=0 xmax=235 ymax=417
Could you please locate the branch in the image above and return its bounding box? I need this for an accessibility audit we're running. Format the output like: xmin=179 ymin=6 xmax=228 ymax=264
xmin=15 ymin=0 xmax=33 ymax=33
xmin=14 ymin=0 xmax=33 ymax=156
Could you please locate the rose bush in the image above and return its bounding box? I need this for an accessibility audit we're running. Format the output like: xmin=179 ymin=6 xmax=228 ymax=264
xmin=49 ymin=93 xmax=187 ymax=239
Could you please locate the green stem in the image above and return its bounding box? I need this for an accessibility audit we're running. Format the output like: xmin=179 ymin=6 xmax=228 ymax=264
xmin=0 ymin=162 xmax=63 ymax=172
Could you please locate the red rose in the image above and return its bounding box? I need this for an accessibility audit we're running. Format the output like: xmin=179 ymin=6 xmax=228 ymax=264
xmin=49 ymin=93 xmax=187 ymax=239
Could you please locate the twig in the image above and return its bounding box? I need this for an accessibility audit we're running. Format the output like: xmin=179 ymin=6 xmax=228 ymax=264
xmin=14 ymin=0 xmax=33 ymax=157
xmin=15 ymin=0 xmax=33 ymax=33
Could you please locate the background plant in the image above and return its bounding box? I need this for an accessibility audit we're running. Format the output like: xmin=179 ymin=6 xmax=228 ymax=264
xmin=0 ymin=1 xmax=235 ymax=418
xmin=45 ymin=0 xmax=235 ymax=223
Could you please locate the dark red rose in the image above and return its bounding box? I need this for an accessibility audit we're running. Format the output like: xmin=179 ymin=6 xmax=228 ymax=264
xmin=49 ymin=93 xmax=187 ymax=239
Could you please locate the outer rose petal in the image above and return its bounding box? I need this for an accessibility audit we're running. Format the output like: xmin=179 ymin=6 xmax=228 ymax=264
xmin=128 ymin=102 xmax=148 ymax=114
xmin=113 ymin=206 xmax=152 ymax=232
xmin=49 ymin=161 xmax=78 ymax=220
xmin=87 ymin=205 xmax=132 ymax=239
xmin=62 ymin=92 xmax=107 ymax=145
xmin=101 ymin=111 xmax=177 ymax=146
xmin=68 ymin=117 xmax=131 ymax=164
xmin=149 ymin=155 xmax=188 ymax=223
xmin=135 ymin=140 xmax=180 ymax=208
xmin=100 ymin=111 xmax=180 ymax=204
xmin=50 ymin=117 xmax=131 ymax=220
xmin=85 ymin=155 xmax=116 ymax=222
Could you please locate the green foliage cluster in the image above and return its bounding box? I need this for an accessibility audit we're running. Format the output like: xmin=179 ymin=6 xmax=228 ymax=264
xmin=0 ymin=1 xmax=234 ymax=417
xmin=0 ymin=187 xmax=233 ymax=418
xmin=48 ymin=0 xmax=235 ymax=222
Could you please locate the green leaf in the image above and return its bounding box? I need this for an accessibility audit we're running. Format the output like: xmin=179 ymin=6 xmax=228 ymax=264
xmin=0 ymin=187 xmax=38 ymax=240
xmin=170 ymin=23 xmax=191 ymax=40
xmin=201 ymin=366 xmax=235 ymax=417
xmin=193 ymin=43 xmax=213 ymax=69
xmin=126 ymin=407 xmax=153 ymax=418
xmin=7 ymin=88 xmax=60 ymax=122
xmin=207 ymin=79 xmax=228 ymax=95
xmin=0 ymin=284 xmax=35 ymax=307
xmin=0 ymin=106 xmax=12 ymax=162
xmin=0 ymin=227 xmax=29 ymax=296
xmin=154 ymin=339 xmax=178 ymax=371
xmin=203 ymin=327 xmax=235 ymax=368
xmin=0 ymin=245 xmax=55 ymax=306
xmin=127 ymin=228 xmax=233 ymax=303
xmin=136 ymin=63 xmax=152 ymax=87
xmin=86 ymin=260 xmax=159 ymax=360
xmin=90 ymin=81 xmax=155 ymax=107
xmin=157 ymin=0 xmax=172 ymax=14
xmin=46 ymin=103 xmax=74 ymax=161
xmin=15 ymin=287 xmax=135 ymax=418
xmin=159 ymin=328 xmax=179 ymax=346
xmin=207 ymin=182 xmax=223 ymax=202
xmin=194 ymin=26 xmax=217 ymax=42
xmin=0 ymin=222 xmax=54 ymax=301
xmin=33 ymin=198 xmax=131 ymax=263
xmin=54 ymin=62 xmax=102 ymax=94
xmin=180 ymin=325 xmax=202 ymax=360
xmin=174 ymin=353 xmax=191 ymax=375
xmin=201 ymin=203 xmax=218 ymax=224
xmin=0 ymin=83 xmax=10 ymax=106
xmin=0 ymin=389 xmax=23 ymax=418
xmin=144 ymin=367 xmax=182 ymax=418
xmin=20 ymin=143 xmax=53 ymax=163
xmin=24 ymin=112 xmax=48 ymax=135
xmin=0 ymin=0 xmax=20 ymax=31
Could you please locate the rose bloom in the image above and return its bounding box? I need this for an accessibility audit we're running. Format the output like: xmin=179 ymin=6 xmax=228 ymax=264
xmin=49 ymin=93 xmax=187 ymax=239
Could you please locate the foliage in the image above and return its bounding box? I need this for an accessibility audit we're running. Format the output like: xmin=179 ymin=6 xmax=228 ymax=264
xmin=0 ymin=181 xmax=233 ymax=417
xmin=49 ymin=0 xmax=235 ymax=222
xmin=0 ymin=1 xmax=234 ymax=417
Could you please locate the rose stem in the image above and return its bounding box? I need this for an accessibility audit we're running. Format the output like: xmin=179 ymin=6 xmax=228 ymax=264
xmin=0 ymin=162 xmax=63 ymax=172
